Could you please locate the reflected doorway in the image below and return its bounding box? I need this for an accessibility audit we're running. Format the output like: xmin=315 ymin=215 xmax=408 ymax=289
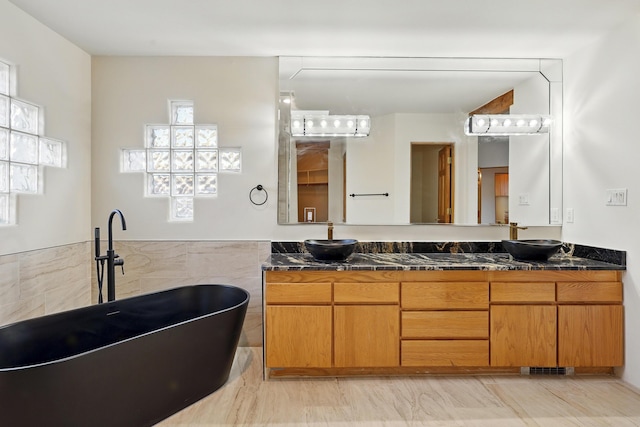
xmin=296 ymin=141 xmax=329 ymax=222
xmin=410 ymin=143 xmax=454 ymax=223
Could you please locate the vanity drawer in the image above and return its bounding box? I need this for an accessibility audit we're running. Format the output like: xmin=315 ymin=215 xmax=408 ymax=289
xmin=402 ymin=311 xmax=488 ymax=339
xmin=334 ymin=282 xmax=399 ymax=304
xmin=401 ymin=340 xmax=489 ymax=367
xmin=557 ymin=282 xmax=623 ymax=303
xmin=491 ymin=282 xmax=556 ymax=302
xmin=401 ymin=282 xmax=489 ymax=309
xmin=265 ymin=283 xmax=332 ymax=304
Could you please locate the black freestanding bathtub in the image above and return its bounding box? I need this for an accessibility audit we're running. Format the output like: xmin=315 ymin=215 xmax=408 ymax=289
xmin=0 ymin=284 xmax=249 ymax=427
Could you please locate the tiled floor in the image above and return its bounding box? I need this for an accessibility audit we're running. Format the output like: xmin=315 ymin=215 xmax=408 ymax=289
xmin=158 ymin=347 xmax=640 ymax=426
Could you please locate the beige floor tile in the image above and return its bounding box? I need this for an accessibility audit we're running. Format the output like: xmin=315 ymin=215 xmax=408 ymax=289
xmin=158 ymin=348 xmax=640 ymax=427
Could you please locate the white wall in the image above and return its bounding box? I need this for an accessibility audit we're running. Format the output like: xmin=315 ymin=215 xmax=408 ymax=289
xmin=91 ymin=56 xmax=279 ymax=240
xmin=0 ymin=0 xmax=92 ymax=256
xmin=563 ymin=13 xmax=640 ymax=388
xmin=346 ymin=114 xmax=395 ymax=224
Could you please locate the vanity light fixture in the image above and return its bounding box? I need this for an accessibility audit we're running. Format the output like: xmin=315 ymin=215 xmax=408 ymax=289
xmin=291 ymin=110 xmax=371 ymax=137
xmin=465 ymin=114 xmax=552 ymax=136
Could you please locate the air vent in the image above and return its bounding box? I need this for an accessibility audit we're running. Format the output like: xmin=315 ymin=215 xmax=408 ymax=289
xmin=520 ymin=367 xmax=574 ymax=376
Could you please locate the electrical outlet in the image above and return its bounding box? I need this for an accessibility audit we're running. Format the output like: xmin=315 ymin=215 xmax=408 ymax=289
xmin=550 ymin=208 xmax=560 ymax=223
xmin=606 ymin=188 xmax=627 ymax=206
xmin=519 ymin=194 xmax=530 ymax=205
xmin=566 ymin=208 xmax=574 ymax=223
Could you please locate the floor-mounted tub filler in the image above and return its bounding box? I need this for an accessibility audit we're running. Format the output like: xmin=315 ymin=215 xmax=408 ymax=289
xmin=0 ymin=284 xmax=249 ymax=426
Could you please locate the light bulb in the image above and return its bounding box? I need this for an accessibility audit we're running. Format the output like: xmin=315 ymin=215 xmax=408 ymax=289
xmin=476 ymin=118 xmax=486 ymax=127
xmin=307 ymin=120 xmax=314 ymax=128
xmin=503 ymin=119 xmax=512 ymax=127
xmin=516 ymin=119 xmax=526 ymax=127
xmin=529 ymin=119 xmax=539 ymax=127
xmin=359 ymin=119 xmax=368 ymax=128
xmin=320 ymin=120 xmax=327 ymax=128
xmin=542 ymin=118 xmax=552 ymax=126
xmin=490 ymin=119 xmax=499 ymax=127
xmin=293 ymin=120 xmax=301 ymax=128
xmin=283 ymin=98 xmax=291 ymax=104
xmin=334 ymin=119 xmax=341 ymax=127
xmin=347 ymin=120 xmax=354 ymax=128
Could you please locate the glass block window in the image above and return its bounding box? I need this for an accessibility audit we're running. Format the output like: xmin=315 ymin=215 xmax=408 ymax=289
xmin=0 ymin=61 xmax=9 ymax=96
xmin=122 ymin=99 xmax=242 ymax=221
xmin=220 ymin=148 xmax=242 ymax=173
xmin=0 ymin=59 xmax=66 ymax=226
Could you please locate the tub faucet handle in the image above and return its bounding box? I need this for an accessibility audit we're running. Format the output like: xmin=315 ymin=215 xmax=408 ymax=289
xmin=114 ymin=257 xmax=125 ymax=275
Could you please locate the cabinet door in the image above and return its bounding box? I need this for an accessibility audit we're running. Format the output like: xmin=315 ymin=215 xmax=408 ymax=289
xmin=265 ymin=305 xmax=332 ymax=368
xmin=558 ymin=305 xmax=624 ymax=367
xmin=490 ymin=305 xmax=557 ymax=367
xmin=334 ymin=305 xmax=399 ymax=367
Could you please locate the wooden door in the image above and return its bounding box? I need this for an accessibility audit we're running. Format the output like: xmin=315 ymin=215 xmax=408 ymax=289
xmin=437 ymin=146 xmax=453 ymax=223
xmin=490 ymin=305 xmax=557 ymax=367
xmin=334 ymin=305 xmax=399 ymax=367
xmin=494 ymin=173 xmax=509 ymax=196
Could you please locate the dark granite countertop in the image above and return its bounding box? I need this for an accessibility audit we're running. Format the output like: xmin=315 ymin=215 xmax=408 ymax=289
xmin=263 ymin=251 xmax=625 ymax=272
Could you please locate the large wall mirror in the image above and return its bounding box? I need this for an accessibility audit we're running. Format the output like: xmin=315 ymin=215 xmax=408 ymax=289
xmin=277 ymin=57 xmax=562 ymax=226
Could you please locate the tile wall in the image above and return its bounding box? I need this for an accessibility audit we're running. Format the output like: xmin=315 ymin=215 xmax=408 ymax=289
xmin=0 ymin=242 xmax=91 ymax=326
xmin=91 ymin=240 xmax=269 ymax=347
xmin=0 ymin=240 xmax=268 ymax=347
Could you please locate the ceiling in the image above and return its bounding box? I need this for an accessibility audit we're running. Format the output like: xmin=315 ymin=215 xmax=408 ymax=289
xmin=8 ymin=0 xmax=640 ymax=58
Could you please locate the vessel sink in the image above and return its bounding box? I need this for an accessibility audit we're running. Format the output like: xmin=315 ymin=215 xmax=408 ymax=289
xmin=304 ymin=239 xmax=358 ymax=261
xmin=502 ymin=239 xmax=563 ymax=261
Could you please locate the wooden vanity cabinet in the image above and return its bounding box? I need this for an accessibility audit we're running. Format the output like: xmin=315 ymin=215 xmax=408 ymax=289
xmin=264 ymin=270 xmax=624 ymax=376
xmin=489 ymin=273 xmax=624 ymax=369
xmin=264 ymin=272 xmax=400 ymax=370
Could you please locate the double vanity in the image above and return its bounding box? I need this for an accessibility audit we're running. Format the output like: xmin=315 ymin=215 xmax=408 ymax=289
xmin=262 ymin=241 xmax=625 ymax=378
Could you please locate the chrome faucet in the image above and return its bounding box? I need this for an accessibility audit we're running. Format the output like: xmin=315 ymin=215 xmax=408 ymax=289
xmin=327 ymin=221 xmax=334 ymax=240
xmin=106 ymin=209 xmax=127 ymax=302
xmin=509 ymin=222 xmax=528 ymax=240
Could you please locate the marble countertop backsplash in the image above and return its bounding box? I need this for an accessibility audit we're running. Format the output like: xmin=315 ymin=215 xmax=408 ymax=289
xmin=264 ymin=241 xmax=626 ymax=272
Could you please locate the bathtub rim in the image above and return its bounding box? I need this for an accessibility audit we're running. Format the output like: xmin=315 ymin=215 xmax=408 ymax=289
xmin=0 ymin=283 xmax=250 ymax=372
